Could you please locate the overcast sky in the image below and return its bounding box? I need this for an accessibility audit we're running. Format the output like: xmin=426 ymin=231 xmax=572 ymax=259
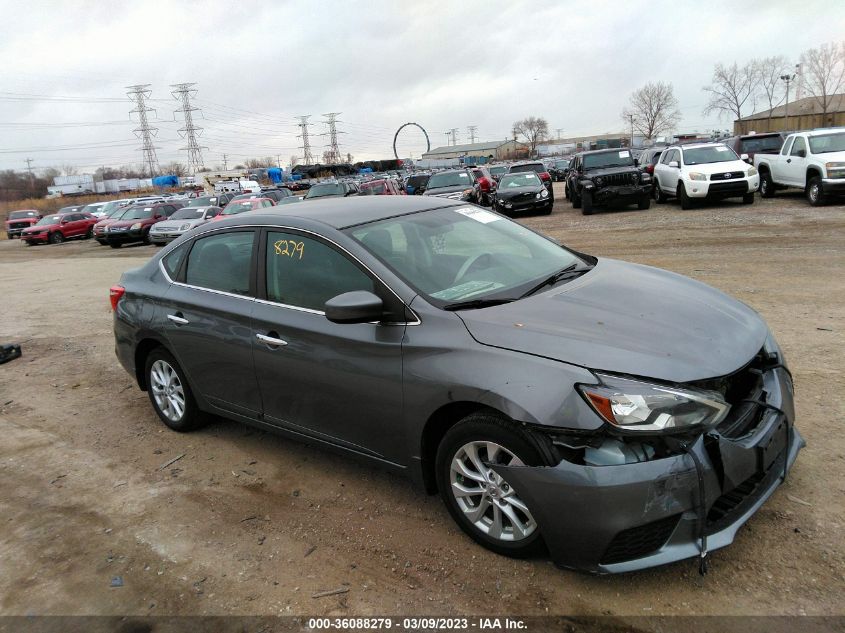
xmin=1 ymin=0 xmax=844 ymax=172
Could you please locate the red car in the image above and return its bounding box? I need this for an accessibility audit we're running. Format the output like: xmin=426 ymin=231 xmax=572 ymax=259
xmin=20 ymin=211 xmax=98 ymax=245
xmin=210 ymin=197 xmax=275 ymax=221
xmin=5 ymin=209 xmax=42 ymax=239
xmin=358 ymin=179 xmax=406 ymax=195
xmin=103 ymin=202 xmax=181 ymax=248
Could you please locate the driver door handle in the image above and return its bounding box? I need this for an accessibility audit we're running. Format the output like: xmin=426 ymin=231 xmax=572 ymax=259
xmin=167 ymin=314 xmax=189 ymax=325
xmin=786 ymin=158 xmax=792 ymax=163
xmin=256 ymin=333 xmax=288 ymax=347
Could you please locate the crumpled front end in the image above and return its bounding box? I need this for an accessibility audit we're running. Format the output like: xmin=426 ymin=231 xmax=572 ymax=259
xmin=493 ymin=359 xmax=804 ymax=574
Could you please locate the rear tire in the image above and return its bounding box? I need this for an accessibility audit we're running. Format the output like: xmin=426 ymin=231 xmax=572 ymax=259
xmin=759 ymin=171 xmax=775 ymax=198
xmin=581 ymin=191 xmax=594 ymax=215
xmin=638 ymin=195 xmax=651 ymax=210
xmin=109 ymin=243 xmax=121 ymax=249
xmin=572 ymin=190 xmax=581 ymax=209
xmin=806 ymin=176 xmax=825 ymax=206
xmin=678 ymin=183 xmax=693 ymax=210
xmin=85 ymin=226 xmax=94 ymax=239
xmin=144 ymin=348 xmax=207 ymax=432
xmin=742 ymin=192 xmax=755 ymax=205
xmin=49 ymin=232 xmax=64 ymax=244
xmin=435 ymin=412 xmax=552 ymax=558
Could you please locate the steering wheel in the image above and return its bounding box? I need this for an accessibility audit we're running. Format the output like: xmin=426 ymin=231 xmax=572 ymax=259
xmin=454 ymin=252 xmax=493 ymax=284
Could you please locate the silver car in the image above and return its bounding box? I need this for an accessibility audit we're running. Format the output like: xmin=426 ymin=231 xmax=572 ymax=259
xmin=148 ymin=206 xmax=221 ymax=245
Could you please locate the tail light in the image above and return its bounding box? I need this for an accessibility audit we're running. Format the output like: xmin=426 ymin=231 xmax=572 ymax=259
xmin=109 ymin=285 xmax=125 ymax=311
xmin=539 ymin=172 xmax=551 ymax=182
xmin=478 ymin=177 xmax=491 ymax=192
xmin=646 ymin=165 xmax=655 ymax=174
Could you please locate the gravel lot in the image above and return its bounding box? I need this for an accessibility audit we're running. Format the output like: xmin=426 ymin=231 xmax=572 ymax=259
xmin=0 ymin=185 xmax=843 ymax=619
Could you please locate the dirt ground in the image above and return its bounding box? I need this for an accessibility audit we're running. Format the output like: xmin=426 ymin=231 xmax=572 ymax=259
xmin=0 ymin=185 xmax=843 ymax=620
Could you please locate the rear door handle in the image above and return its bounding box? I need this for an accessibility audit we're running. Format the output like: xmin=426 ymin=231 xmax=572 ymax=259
xmin=167 ymin=314 xmax=189 ymax=325
xmin=256 ymin=333 xmax=288 ymax=347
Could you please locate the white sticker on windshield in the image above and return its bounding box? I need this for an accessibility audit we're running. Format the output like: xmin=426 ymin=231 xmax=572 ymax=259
xmin=455 ymin=207 xmax=500 ymax=224
xmin=715 ymin=146 xmax=730 ymax=152
xmin=618 ymin=151 xmax=630 ymax=158
xmin=144 ymin=207 xmax=152 ymax=211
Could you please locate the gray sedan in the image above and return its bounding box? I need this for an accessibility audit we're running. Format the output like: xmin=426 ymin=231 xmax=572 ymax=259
xmin=148 ymin=206 xmax=222 ymax=245
xmin=111 ymin=197 xmax=802 ymax=573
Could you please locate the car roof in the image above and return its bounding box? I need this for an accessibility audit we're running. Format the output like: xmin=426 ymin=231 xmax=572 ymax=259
xmin=676 ymin=142 xmax=726 ymax=149
xmin=213 ymin=196 xmax=462 ymax=230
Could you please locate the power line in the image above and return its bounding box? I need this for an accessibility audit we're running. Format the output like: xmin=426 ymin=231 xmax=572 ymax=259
xmin=126 ymin=84 xmax=160 ymax=178
xmin=296 ymin=115 xmax=314 ymax=165
xmin=171 ymin=82 xmax=207 ymax=173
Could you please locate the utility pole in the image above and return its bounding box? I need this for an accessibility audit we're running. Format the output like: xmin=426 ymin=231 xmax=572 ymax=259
xmin=467 ymin=125 xmax=477 ymax=144
xmin=170 ymin=82 xmax=207 ymax=173
xmin=449 ymin=128 xmax=459 ymax=146
xmin=296 ymin=115 xmax=314 ymax=165
xmin=126 ymin=84 xmax=160 ymax=178
xmin=222 ymin=154 xmax=228 ymax=170
xmin=628 ymin=114 xmax=635 ymax=148
xmin=555 ymin=128 xmax=563 ymax=141
xmin=444 ymin=132 xmax=451 ymax=146
xmin=321 ymin=112 xmax=345 ymax=164
xmin=24 ymin=157 xmax=34 ymax=186
xmin=781 ymin=68 xmax=798 ymax=130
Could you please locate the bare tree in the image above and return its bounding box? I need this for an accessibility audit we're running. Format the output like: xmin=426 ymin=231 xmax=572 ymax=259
xmin=289 ymin=155 xmax=299 ymax=168
xmin=322 ymin=150 xmax=334 ymax=164
xmin=754 ymin=56 xmax=791 ymax=125
xmin=512 ymin=116 xmax=549 ymax=155
xmin=346 ymin=152 xmax=354 ymax=164
xmin=801 ymin=42 xmax=845 ymax=117
xmin=60 ymin=164 xmax=79 ymax=176
xmin=162 ymin=161 xmax=188 ymax=177
xmin=245 ymin=157 xmax=275 ymax=169
xmin=703 ymin=62 xmax=760 ymax=132
xmin=621 ymin=82 xmax=681 ymax=140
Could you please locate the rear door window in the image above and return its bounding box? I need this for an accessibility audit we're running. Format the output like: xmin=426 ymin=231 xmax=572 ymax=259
xmin=185 ymin=231 xmax=255 ymax=296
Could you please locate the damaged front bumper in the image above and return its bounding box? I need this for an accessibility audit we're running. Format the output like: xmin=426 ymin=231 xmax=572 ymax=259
xmin=493 ymin=366 xmax=804 ymax=573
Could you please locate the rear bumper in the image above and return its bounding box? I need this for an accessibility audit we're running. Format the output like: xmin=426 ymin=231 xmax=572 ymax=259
xmin=493 ymin=366 xmax=802 ymax=573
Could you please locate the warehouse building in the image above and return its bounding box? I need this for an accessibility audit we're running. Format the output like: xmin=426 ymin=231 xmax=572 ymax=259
xmin=421 ymin=140 xmax=528 ymax=161
xmin=734 ymin=94 xmax=845 ymax=134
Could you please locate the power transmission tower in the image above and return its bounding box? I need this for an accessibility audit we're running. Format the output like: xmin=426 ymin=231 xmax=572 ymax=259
xmin=170 ymin=82 xmax=207 ymax=173
xmin=222 ymin=154 xmax=228 ymax=170
xmin=467 ymin=126 xmax=477 ymax=144
xmin=555 ymin=128 xmax=563 ymax=141
xmin=296 ymin=115 xmax=315 ymax=165
xmin=449 ymin=128 xmax=459 ymax=146
xmin=321 ymin=112 xmax=345 ymax=164
xmin=126 ymin=84 xmax=160 ymax=178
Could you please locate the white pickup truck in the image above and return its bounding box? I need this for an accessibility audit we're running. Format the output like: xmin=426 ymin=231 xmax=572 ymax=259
xmin=754 ymin=128 xmax=845 ymax=205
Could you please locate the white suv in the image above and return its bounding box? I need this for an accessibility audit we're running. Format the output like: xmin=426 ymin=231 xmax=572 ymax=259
xmin=653 ymin=142 xmax=759 ymax=209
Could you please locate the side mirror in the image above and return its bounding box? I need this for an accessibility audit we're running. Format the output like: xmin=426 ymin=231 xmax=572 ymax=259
xmin=741 ymin=153 xmax=750 ymax=162
xmin=796 ymin=149 xmax=806 ymax=158
xmin=61 ymin=219 xmax=69 ymax=224
xmin=668 ymin=161 xmax=679 ymax=169
xmin=325 ymin=291 xmax=384 ymax=324
xmin=633 ymin=158 xmax=639 ymax=166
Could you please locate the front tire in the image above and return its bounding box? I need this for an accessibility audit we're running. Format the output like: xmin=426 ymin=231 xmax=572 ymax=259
xmin=678 ymin=182 xmax=693 ymax=210
xmin=49 ymin=232 xmax=64 ymax=244
xmin=109 ymin=243 xmax=121 ymax=249
xmin=638 ymin=195 xmax=651 ymax=210
xmin=742 ymin=192 xmax=755 ymax=205
xmin=435 ymin=413 xmax=551 ymax=557
xmin=144 ymin=348 xmax=206 ymax=432
xmin=759 ymin=171 xmax=775 ymax=198
xmin=581 ymin=190 xmax=594 ymax=215
xmin=806 ymin=176 xmax=826 ymax=206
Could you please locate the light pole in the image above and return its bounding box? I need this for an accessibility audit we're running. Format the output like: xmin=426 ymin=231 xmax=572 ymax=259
xmin=780 ymin=71 xmax=796 ymax=131
xmin=629 ymin=114 xmax=635 ymax=148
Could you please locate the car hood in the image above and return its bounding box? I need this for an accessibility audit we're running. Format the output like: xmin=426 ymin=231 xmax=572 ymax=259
xmin=23 ymin=224 xmax=55 ymax=232
xmin=496 ymin=186 xmax=543 ymax=198
xmin=110 ymin=219 xmax=152 ymax=228
xmin=687 ymin=159 xmax=749 ymax=174
xmin=457 ymin=258 xmax=767 ymax=383
xmin=153 ymin=219 xmax=203 ymax=231
xmin=424 ymin=185 xmax=470 ymax=196
xmin=583 ymin=166 xmax=639 ymax=177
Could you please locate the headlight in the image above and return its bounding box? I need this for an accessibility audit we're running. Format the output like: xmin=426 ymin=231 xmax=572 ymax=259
xmin=540 ymin=188 xmax=549 ymax=198
xmin=747 ymin=166 xmax=758 ymax=176
xmin=595 ymin=177 xmax=604 ymax=186
xmin=503 ymin=201 xmax=513 ymax=208
xmin=578 ymin=373 xmax=730 ymax=434
xmin=180 ymin=223 xmax=191 ymax=231
xmin=688 ymin=172 xmax=707 ymax=181
xmin=130 ymin=223 xmax=142 ymax=230
xmin=461 ymin=189 xmax=474 ymax=200
xmin=641 ymin=172 xmax=651 ymax=182
xmin=826 ymin=162 xmax=845 ymax=177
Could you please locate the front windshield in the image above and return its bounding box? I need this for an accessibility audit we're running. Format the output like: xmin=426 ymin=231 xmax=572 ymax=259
xmin=306 ymin=183 xmax=344 ymax=198
xmin=36 ymin=215 xmax=62 ymax=226
xmin=554 ymin=160 xmax=568 ymax=169
xmin=682 ymin=145 xmax=739 ymax=165
xmin=121 ymin=206 xmax=154 ymax=220
xmin=808 ymin=132 xmax=845 ymax=154
xmin=348 ymin=206 xmax=583 ymax=306
xmin=100 ymin=201 xmax=124 ymax=216
xmin=508 ymin=163 xmax=543 ymax=174
xmin=82 ymin=204 xmax=102 ymax=214
xmin=583 ymin=151 xmax=634 ymax=169
xmin=187 ymin=196 xmax=219 ymax=207
xmin=499 ymin=173 xmax=541 ymax=188
xmin=222 ymin=201 xmax=257 ymax=215
xmin=171 ymin=208 xmax=206 ymax=220
xmin=360 ymin=183 xmax=387 ymax=195
xmin=9 ymin=210 xmax=39 ymax=219
xmin=427 ymin=171 xmax=472 ymax=188
xmin=489 ymin=166 xmax=507 ymax=176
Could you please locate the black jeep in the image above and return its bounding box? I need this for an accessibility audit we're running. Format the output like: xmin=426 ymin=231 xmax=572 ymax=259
xmin=566 ymin=149 xmax=652 ymax=215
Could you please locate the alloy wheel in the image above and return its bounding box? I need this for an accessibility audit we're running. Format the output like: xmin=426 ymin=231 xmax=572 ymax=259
xmin=150 ymin=359 xmax=186 ymax=422
xmin=449 ymin=441 xmax=537 ymax=542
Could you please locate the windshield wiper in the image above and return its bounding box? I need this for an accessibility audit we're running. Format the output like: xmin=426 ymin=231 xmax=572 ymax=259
xmin=442 ymin=297 xmax=516 ymax=311
xmin=518 ymin=263 xmax=591 ymax=299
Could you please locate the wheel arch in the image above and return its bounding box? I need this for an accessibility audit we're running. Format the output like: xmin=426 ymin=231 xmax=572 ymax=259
xmin=134 ymin=336 xmax=168 ymax=390
xmin=806 ymin=166 xmax=822 ymax=183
